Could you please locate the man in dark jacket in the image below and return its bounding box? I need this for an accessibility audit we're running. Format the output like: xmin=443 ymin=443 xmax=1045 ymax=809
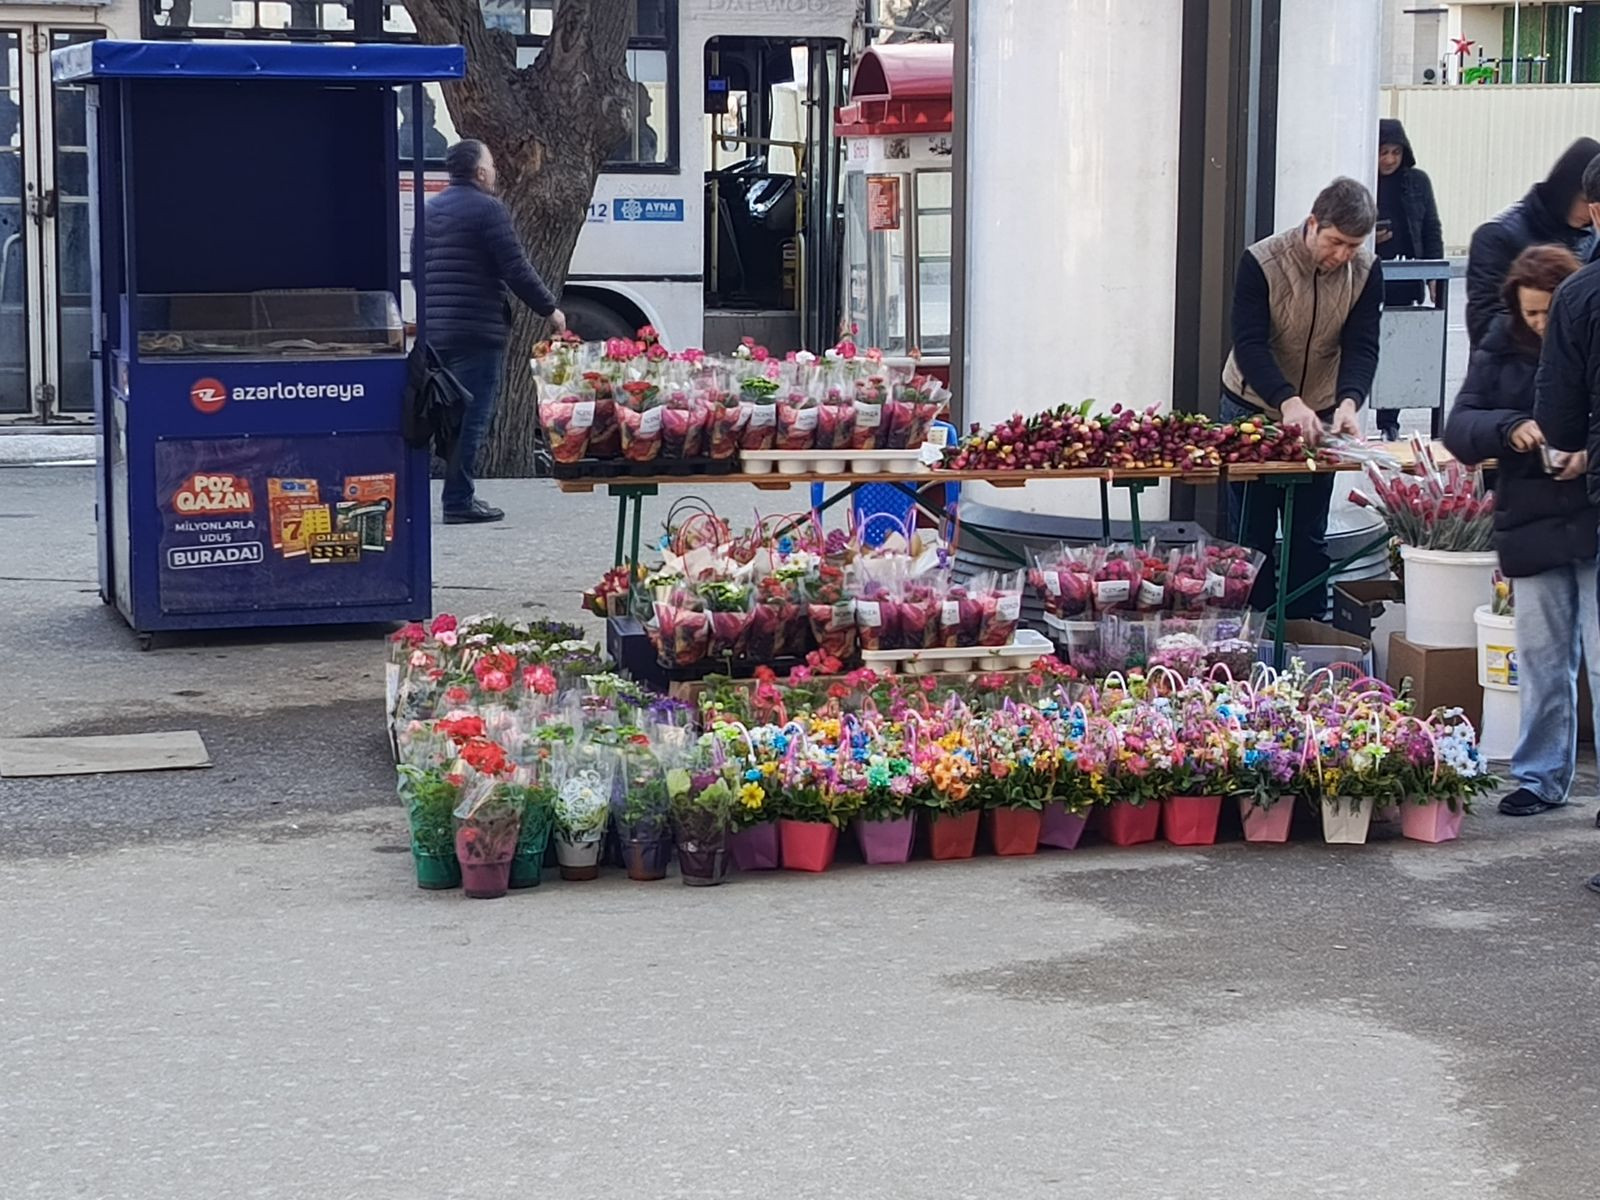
xmin=1221 ymin=177 xmax=1383 ymax=618
xmin=1466 ymin=137 xmax=1600 ymax=349
xmin=1532 ymin=156 xmax=1600 ymax=877
xmin=1374 ymin=118 xmax=1444 ymax=439
xmin=421 ymin=139 xmax=566 ymax=524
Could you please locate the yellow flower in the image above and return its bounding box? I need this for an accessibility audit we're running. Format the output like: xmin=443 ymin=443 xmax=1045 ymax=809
xmin=740 ymin=782 xmax=766 ymax=810
xmin=761 ymin=761 xmax=779 ymax=778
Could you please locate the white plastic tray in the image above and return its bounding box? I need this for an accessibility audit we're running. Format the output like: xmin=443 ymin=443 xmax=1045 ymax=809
xmin=741 ymin=448 xmax=935 ymax=476
xmin=861 ymin=628 xmax=1053 ymax=675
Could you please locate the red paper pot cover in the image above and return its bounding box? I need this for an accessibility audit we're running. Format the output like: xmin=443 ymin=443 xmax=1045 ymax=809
xmin=1102 ymin=800 xmax=1161 ymax=847
xmin=986 ymin=807 xmax=1042 ymax=856
xmin=779 ymin=820 xmax=839 ymax=872
xmin=1162 ymin=795 xmax=1222 ymax=846
xmin=928 ymin=809 xmax=980 ymax=860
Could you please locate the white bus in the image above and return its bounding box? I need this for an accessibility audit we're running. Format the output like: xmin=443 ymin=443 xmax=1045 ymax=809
xmin=0 ymin=0 xmax=859 ymax=423
xmin=393 ymin=0 xmax=860 ymax=353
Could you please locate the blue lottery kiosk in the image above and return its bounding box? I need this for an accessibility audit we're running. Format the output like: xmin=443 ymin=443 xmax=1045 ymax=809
xmin=53 ymin=40 xmax=465 ymax=642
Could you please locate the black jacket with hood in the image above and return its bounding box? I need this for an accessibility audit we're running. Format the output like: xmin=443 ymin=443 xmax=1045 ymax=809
xmin=1534 ymin=258 xmax=1600 ymax=511
xmin=1466 ymin=137 xmax=1600 ymax=348
xmin=1445 ymin=315 xmax=1597 ymax=577
xmin=1377 ymin=119 xmax=1443 ymax=264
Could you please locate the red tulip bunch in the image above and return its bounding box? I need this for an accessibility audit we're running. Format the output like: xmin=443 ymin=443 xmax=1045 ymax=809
xmin=947 ymin=402 xmax=1312 ymax=473
xmin=1348 ymin=452 xmax=1495 ymax=552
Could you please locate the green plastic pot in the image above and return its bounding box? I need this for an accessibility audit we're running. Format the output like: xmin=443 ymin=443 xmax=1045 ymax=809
xmin=510 ymin=812 xmax=553 ymax=889
xmin=412 ymin=849 xmax=461 ymax=890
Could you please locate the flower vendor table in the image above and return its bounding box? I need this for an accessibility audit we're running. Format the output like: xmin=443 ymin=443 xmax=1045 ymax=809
xmin=557 ymin=460 xmax=1367 ymax=669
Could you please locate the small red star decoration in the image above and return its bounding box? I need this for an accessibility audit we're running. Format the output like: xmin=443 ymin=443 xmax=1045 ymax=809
xmin=1452 ymin=37 xmax=1476 ymax=59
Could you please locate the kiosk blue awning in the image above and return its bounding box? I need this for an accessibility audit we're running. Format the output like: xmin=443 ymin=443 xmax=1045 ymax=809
xmin=52 ymin=39 xmax=466 ymax=85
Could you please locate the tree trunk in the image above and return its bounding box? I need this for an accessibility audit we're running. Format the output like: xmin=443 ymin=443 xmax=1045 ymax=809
xmin=405 ymin=0 xmax=634 ymax=477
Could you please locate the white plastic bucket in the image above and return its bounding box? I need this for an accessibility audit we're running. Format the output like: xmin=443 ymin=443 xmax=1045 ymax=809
xmin=1400 ymin=546 xmax=1499 ymax=648
xmin=1479 ymin=686 xmax=1521 ymax=761
xmin=1474 ymin=604 xmax=1517 ymax=691
xmin=1474 ymin=604 xmax=1520 ymax=761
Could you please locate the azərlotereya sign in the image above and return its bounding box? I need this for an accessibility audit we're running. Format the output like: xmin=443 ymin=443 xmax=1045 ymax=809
xmin=190 ymin=376 xmax=366 ymax=414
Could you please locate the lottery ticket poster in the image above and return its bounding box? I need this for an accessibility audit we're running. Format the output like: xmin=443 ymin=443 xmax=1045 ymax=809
xmin=155 ymin=436 xmax=410 ymax=615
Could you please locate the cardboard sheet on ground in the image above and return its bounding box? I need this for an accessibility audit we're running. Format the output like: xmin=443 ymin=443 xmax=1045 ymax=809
xmin=0 ymin=731 xmax=211 ymax=778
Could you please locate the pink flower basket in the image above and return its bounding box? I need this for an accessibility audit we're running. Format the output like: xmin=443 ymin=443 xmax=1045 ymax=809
xmin=1400 ymin=802 xmax=1464 ymax=844
xmin=1239 ymin=796 xmax=1294 ymax=844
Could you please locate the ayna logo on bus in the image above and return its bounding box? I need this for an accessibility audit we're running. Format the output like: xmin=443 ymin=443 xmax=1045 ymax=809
xmin=613 ymin=197 xmax=685 ymax=223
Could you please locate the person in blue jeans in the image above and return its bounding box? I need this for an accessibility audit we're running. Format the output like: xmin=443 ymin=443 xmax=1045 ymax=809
xmin=420 ymin=139 xmax=566 ymax=523
xmin=1446 ymin=245 xmax=1600 ymax=828
xmin=1533 ymin=156 xmax=1600 ymax=896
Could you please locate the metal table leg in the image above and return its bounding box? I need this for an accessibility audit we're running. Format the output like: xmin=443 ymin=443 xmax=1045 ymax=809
xmin=1272 ymin=479 xmax=1297 ymax=669
xmin=606 ymin=483 xmax=658 ymax=570
xmin=1099 ymin=478 xmax=1112 ymax=544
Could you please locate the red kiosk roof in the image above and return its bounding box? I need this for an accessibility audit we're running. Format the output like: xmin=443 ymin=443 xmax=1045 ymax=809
xmin=835 ymin=43 xmax=954 ymax=138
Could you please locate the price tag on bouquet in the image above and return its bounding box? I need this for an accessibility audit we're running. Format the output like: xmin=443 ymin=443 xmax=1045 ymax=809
xmin=638 ymin=406 xmax=663 ymax=436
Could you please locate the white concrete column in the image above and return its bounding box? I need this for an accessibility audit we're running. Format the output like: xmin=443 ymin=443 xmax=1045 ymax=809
xmin=1274 ymin=0 xmax=1384 ymax=231
xmin=962 ymin=0 xmax=1184 ymax=521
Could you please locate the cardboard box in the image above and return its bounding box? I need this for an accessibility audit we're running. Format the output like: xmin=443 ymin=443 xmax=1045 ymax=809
xmin=1331 ymin=580 xmax=1406 ymax=678
xmin=1386 ymin=634 xmax=1482 ymax=730
xmin=1264 ymin=620 xmax=1374 ymax=677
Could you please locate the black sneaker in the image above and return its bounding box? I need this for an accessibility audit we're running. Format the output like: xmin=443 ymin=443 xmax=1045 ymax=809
xmin=1498 ymin=787 xmax=1563 ymax=817
xmin=443 ymin=502 xmax=504 ymax=525
xmin=1587 ymin=874 xmax=1600 ymax=896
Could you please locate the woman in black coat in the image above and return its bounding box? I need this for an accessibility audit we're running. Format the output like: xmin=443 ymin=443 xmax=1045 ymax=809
xmin=1444 ymin=244 xmax=1600 ymax=817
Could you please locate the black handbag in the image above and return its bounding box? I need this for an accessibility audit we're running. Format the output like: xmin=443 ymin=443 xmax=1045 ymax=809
xmin=401 ymin=341 xmax=469 ymax=461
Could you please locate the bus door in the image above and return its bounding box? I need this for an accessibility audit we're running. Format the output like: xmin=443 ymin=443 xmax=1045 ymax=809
xmin=704 ymin=36 xmax=845 ymax=354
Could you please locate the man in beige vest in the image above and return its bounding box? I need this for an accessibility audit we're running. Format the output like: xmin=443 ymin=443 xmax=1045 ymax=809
xmin=1221 ymin=177 xmax=1383 ymax=617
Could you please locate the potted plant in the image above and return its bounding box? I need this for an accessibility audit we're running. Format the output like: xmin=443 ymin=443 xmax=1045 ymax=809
xmin=1161 ymin=700 xmax=1231 ymax=847
xmin=503 ymin=765 xmax=555 ymax=889
xmin=978 ymin=712 xmax=1049 ymax=857
xmin=1038 ymin=709 xmax=1108 ymax=850
xmin=395 ymin=762 xmax=462 ymax=889
xmin=916 ymin=734 xmax=982 ymax=861
xmin=614 ymin=732 xmax=674 ymax=881
xmin=667 ymin=760 xmax=735 ymax=886
xmin=726 ymin=723 xmax=783 ymax=870
xmin=1101 ymin=706 xmax=1169 ymax=847
xmin=551 ymin=762 xmax=614 ymax=881
xmin=852 ymin=745 xmax=917 ymax=865
xmin=1315 ymin=711 xmax=1393 ymax=846
xmin=1396 ymin=708 xmax=1496 ymax=844
xmin=453 ymin=777 xmax=523 ymax=900
xmin=1229 ymin=700 xmax=1302 ymax=844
